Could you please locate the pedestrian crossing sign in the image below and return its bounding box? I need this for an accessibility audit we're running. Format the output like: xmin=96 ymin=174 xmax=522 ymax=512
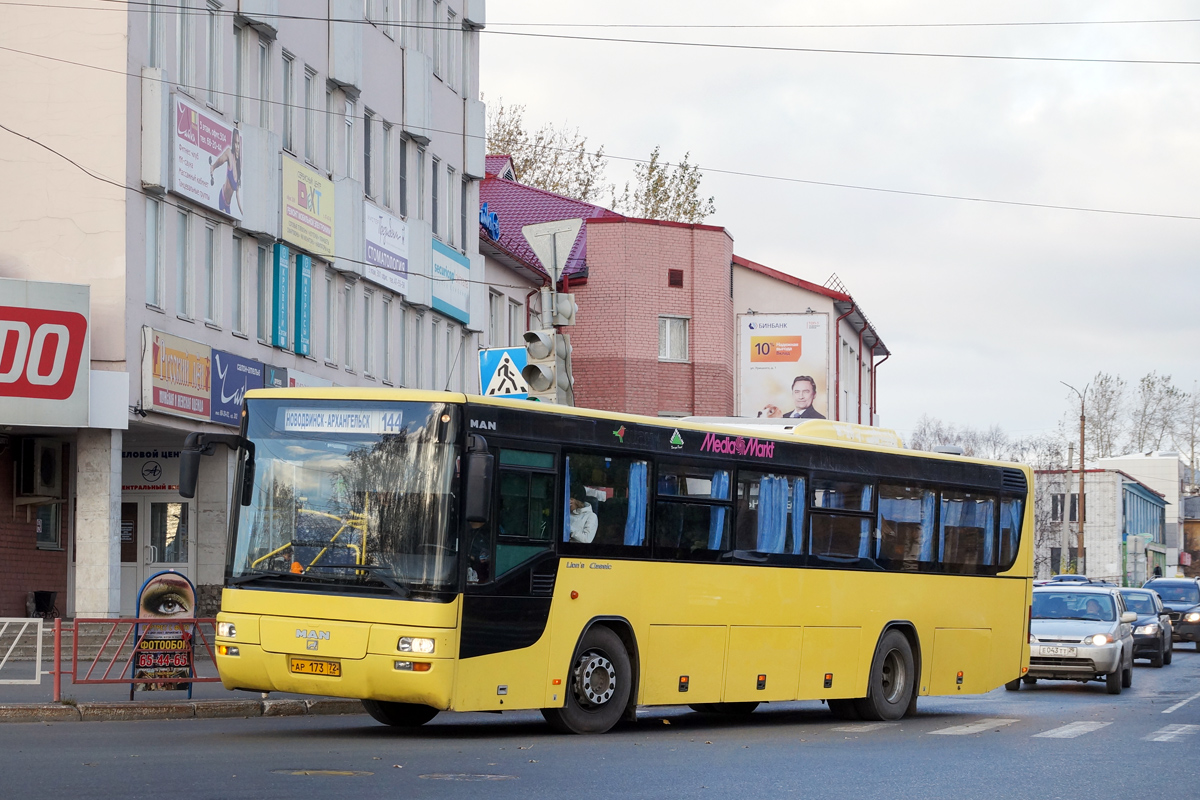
xmin=478 ymin=347 xmax=530 ymax=399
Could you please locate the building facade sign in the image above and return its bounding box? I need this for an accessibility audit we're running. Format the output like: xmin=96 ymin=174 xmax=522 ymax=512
xmin=294 ymin=253 xmax=312 ymax=356
xmin=364 ymin=202 xmax=409 ymax=296
xmin=282 ymin=157 xmax=334 ymax=256
xmin=171 ymin=94 xmax=242 ymax=220
xmin=431 ymin=239 xmax=471 ymax=324
xmin=287 ymin=368 xmax=334 ymax=389
xmin=737 ymin=313 xmax=829 ymax=420
xmin=0 ymin=278 xmax=90 ymax=427
xmin=142 ymin=327 xmax=212 ymax=422
xmin=272 ymin=243 xmax=289 ymax=349
xmin=210 ymin=350 xmax=264 ymax=427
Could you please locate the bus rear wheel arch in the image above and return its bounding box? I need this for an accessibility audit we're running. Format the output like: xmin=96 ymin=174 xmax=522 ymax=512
xmin=542 ymin=625 xmax=633 ymax=734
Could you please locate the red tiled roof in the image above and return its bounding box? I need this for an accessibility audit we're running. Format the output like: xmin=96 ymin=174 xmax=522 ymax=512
xmin=479 ymin=176 xmax=624 ymax=277
xmin=485 ymin=155 xmax=514 ymax=177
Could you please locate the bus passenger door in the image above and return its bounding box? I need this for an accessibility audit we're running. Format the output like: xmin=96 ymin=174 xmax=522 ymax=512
xmin=457 ymin=446 xmax=559 ymax=711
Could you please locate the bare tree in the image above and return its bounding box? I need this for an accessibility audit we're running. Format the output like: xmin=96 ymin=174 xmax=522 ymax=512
xmin=1126 ymin=371 xmax=1185 ymax=452
xmin=612 ymin=146 xmax=717 ymax=224
xmin=486 ymin=99 xmax=612 ymax=204
xmin=1084 ymin=372 xmax=1126 ymax=458
xmin=1177 ymin=381 xmax=1200 ymax=475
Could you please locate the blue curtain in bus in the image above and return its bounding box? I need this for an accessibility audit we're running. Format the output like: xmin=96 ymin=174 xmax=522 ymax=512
xmin=858 ymin=518 xmax=874 ymax=559
xmin=860 ymin=485 xmax=874 ymax=511
xmin=1001 ymin=498 xmax=1023 ymax=558
xmin=980 ymin=499 xmax=997 ymax=565
xmin=756 ymin=475 xmax=789 ymax=554
xmin=708 ymin=470 xmax=730 ymax=550
xmin=562 ymin=456 xmax=572 ymax=543
xmin=919 ymin=491 xmax=936 ymax=561
xmin=791 ymin=477 xmax=807 ymax=555
xmin=624 ymin=461 xmax=648 ymax=546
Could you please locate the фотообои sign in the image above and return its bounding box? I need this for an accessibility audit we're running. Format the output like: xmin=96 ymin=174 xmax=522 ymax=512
xmin=431 ymin=239 xmax=471 ymax=324
xmin=171 ymin=93 xmax=243 ymax=220
xmin=364 ymin=202 xmax=409 ymax=296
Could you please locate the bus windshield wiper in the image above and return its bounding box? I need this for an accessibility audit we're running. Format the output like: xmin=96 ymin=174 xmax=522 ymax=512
xmin=228 ymin=570 xmax=291 ymax=586
xmin=304 ymin=564 xmax=410 ymax=598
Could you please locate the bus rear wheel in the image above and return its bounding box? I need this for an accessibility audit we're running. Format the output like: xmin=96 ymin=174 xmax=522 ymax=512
xmin=542 ymin=626 xmax=632 ymax=735
xmin=854 ymin=630 xmax=915 ymax=721
xmin=688 ymin=702 xmax=759 ymax=715
xmin=362 ymin=700 xmax=439 ymax=727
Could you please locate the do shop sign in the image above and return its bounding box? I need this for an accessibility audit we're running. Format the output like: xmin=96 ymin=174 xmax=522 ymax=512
xmin=0 ymin=279 xmax=90 ymax=427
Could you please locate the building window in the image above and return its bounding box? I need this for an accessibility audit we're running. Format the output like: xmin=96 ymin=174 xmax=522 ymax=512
xmin=281 ymin=51 xmax=294 ymax=152
xmin=344 ymin=99 xmax=355 ymax=179
xmin=397 ymin=304 xmax=407 ymax=385
xmin=258 ymin=38 xmax=270 ymax=128
xmin=382 ymin=0 xmax=395 ymax=38
xmin=446 ymin=166 xmax=456 ymax=246
xmin=176 ymin=0 xmax=192 ymax=91
xmin=381 ymin=296 xmax=392 ymax=382
xmin=508 ymin=298 xmax=522 ymax=346
xmin=658 ymin=316 xmax=689 ymax=362
xmin=413 ymin=313 xmax=424 ymax=388
xmin=431 ymin=156 xmax=440 ymax=236
xmin=203 ymin=222 xmax=218 ymax=323
xmin=256 ymin=243 xmax=270 ymax=341
xmin=447 ymin=8 xmax=458 ymax=91
xmin=324 ymin=271 xmax=336 ymax=362
xmin=362 ymin=289 xmax=374 ymax=376
xmin=432 ymin=0 xmax=443 ymax=77
xmin=382 ymin=123 xmax=393 ymax=208
xmin=402 ymin=0 xmax=417 ymax=50
xmin=416 ymin=146 xmax=426 ymax=220
xmin=206 ymin=1 xmax=221 ymax=107
xmin=149 ymin=0 xmax=165 ymax=69
xmin=459 ymin=330 xmax=467 ymax=391
xmin=233 ymin=24 xmax=244 ymax=121
xmin=176 ymin=209 xmax=191 ymax=318
xmin=343 ymin=281 xmax=355 ymax=370
xmin=398 ymin=136 xmax=409 ymax=217
xmin=325 ymin=88 xmax=335 ymax=172
xmin=146 ymin=198 xmax=162 ymax=307
xmin=488 ymin=292 xmax=501 ymax=346
xmin=304 ymin=67 xmax=317 ymax=163
xmin=445 ymin=323 xmax=453 ymax=390
xmin=363 ymin=108 xmax=375 ymax=197
xmin=668 ymin=269 xmax=684 ymax=287
xmin=460 ymin=177 xmax=469 ymax=251
xmin=232 ymin=235 xmax=245 ymax=334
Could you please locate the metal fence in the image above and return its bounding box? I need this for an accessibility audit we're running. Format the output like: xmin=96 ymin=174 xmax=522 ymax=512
xmin=0 ymin=618 xmax=43 ymax=684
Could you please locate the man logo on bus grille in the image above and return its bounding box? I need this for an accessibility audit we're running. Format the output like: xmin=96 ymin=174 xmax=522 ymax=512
xmin=297 ymin=629 xmax=330 ymax=640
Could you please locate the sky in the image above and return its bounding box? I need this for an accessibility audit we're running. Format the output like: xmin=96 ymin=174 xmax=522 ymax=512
xmin=479 ymin=0 xmax=1200 ymax=442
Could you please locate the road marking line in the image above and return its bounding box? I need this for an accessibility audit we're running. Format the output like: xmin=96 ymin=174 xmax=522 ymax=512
xmin=1162 ymin=690 xmax=1200 ymax=714
xmin=1032 ymin=721 xmax=1111 ymax=739
xmin=830 ymin=722 xmax=899 ymax=733
xmin=1143 ymin=724 xmax=1200 ymax=742
xmin=929 ymin=718 xmax=1019 ymax=736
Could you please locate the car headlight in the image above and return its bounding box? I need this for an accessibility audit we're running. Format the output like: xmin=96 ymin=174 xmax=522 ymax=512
xmin=217 ymin=622 xmax=236 ymax=638
xmin=1134 ymin=624 xmax=1160 ymax=635
xmin=1085 ymin=633 xmax=1114 ymax=645
xmin=398 ymin=637 xmax=435 ymax=654
xmin=1029 ymin=633 xmax=1038 ymax=644
xmin=1185 ymin=612 xmax=1200 ymax=623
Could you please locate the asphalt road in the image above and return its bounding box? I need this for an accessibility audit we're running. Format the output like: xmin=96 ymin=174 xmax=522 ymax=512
xmin=4 ymin=648 xmax=1198 ymax=800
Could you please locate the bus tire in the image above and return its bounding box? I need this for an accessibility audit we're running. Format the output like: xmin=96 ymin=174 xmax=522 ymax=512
xmin=1004 ymin=678 xmax=1021 ymax=691
xmin=854 ymin=630 xmax=915 ymax=721
xmin=827 ymin=699 xmax=860 ymax=720
xmin=688 ymin=702 xmax=759 ymax=715
xmin=361 ymin=700 xmax=439 ymax=727
xmin=542 ymin=626 xmax=631 ymax=735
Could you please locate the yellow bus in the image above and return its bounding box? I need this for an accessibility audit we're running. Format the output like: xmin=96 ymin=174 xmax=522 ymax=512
xmin=180 ymin=389 xmax=1032 ymax=734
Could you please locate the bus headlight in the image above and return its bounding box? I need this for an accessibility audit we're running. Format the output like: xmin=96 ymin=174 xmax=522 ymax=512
xmin=1134 ymin=624 xmax=1159 ymax=635
xmin=217 ymin=622 xmax=237 ymax=638
xmin=398 ymin=637 xmax=435 ymax=654
xmin=1085 ymin=634 xmax=1113 ymax=645
xmin=1184 ymin=612 xmax=1200 ymax=623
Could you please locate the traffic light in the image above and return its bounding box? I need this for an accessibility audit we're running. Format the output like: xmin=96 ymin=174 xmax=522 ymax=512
xmin=521 ymin=329 xmax=574 ymax=405
xmin=551 ymin=292 xmax=578 ymax=326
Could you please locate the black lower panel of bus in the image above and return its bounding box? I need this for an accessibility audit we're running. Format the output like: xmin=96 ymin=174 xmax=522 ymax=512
xmin=460 ymin=595 xmax=552 ymax=659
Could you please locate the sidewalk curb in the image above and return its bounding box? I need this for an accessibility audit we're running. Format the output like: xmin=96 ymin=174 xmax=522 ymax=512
xmin=0 ymin=699 xmax=366 ymax=723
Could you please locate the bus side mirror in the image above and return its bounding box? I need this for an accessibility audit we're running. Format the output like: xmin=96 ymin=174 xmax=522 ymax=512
xmin=240 ymin=454 xmax=256 ymax=507
xmin=179 ymin=450 xmax=202 ymax=499
xmin=464 ymin=450 xmax=494 ymax=524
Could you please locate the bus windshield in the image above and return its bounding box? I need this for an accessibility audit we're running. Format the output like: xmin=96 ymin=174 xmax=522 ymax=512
xmin=228 ymin=398 xmax=460 ymax=597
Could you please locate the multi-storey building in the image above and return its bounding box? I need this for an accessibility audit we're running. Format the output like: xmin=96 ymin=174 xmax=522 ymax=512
xmin=0 ymin=0 xmax=488 ymax=617
xmin=1097 ymin=452 xmax=1193 ymax=576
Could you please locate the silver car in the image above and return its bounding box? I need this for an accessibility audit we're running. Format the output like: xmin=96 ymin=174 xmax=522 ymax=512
xmin=1015 ymin=585 xmax=1137 ymax=695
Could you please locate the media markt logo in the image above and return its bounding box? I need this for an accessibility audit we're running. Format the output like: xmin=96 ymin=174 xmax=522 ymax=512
xmin=613 ymin=425 xmax=626 ymax=443
xmin=669 ymin=429 xmax=684 ymax=449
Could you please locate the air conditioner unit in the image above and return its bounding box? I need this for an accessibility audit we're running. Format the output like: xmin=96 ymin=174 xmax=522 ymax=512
xmin=17 ymin=439 xmax=62 ymax=499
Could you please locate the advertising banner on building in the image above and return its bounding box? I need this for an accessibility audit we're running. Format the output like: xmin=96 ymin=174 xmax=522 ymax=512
xmin=737 ymin=313 xmax=829 ymax=419
xmin=272 ymin=243 xmax=289 ymax=349
xmin=295 ymin=253 xmax=312 ymax=356
xmin=142 ymin=327 xmax=212 ymax=421
xmin=171 ymin=94 xmax=242 ymax=220
xmin=364 ymin=202 xmax=409 ymax=296
xmin=264 ymin=365 xmax=288 ymax=387
xmin=121 ymin=447 xmax=182 ymax=492
xmin=0 ymin=278 xmax=90 ymax=427
xmin=287 ymin=368 xmax=334 ymax=389
xmin=282 ymin=156 xmax=335 ymax=256
xmin=431 ymin=239 xmax=471 ymax=324
xmin=210 ymin=349 xmax=264 ymax=427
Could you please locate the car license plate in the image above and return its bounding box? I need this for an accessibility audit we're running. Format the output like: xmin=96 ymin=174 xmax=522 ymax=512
xmin=1039 ymin=646 xmax=1077 ymax=657
xmin=290 ymin=657 xmax=341 ymax=677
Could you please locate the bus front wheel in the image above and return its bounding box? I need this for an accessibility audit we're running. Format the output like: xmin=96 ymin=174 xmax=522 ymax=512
xmin=362 ymin=700 xmax=439 ymax=727
xmin=542 ymin=626 xmax=632 ymax=735
xmin=854 ymin=630 xmax=915 ymax=721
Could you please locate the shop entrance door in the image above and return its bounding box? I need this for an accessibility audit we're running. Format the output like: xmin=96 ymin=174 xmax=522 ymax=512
xmin=119 ymin=495 xmax=196 ymax=617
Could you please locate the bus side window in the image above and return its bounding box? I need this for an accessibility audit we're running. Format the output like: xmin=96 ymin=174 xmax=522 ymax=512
xmin=877 ymin=485 xmax=935 ymax=571
xmin=654 ymin=462 xmax=732 ymax=561
xmin=998 ymin=498 xmax=1023 ymax=569
xmin=492 ymin=449 xmax=557 ymax=581
xmin=939 ymin=491 xmax=997 ymax=574
xmin=735 ymin=473 xmax=804 ymax=555
xmin=562 ymin=453 xmax=649 ymax=549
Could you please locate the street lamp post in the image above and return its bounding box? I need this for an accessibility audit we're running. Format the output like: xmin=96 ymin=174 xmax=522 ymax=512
xmin=1061 ymin=381 xmax=1089 ymax=574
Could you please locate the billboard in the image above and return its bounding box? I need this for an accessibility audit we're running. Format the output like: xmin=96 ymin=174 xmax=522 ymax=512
xmin=737 ymin=313 xmax=829 ymax=419
xmin=364 ymin=202 xmax=409 ymax=296
xmin=282 ymin=157 xmax=335 ymax=256
xmin=431 ymin=239 xmax=471 ymax=324
xmin=0 ymin=278 xmax=90 ymax=427
xmin=210 ymin=349 xmax=264 ymax=427
xmin=142 ymin=328 xmax=212 ymax=422
xmin=171 ymin=94 xmax=242 ymax=220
